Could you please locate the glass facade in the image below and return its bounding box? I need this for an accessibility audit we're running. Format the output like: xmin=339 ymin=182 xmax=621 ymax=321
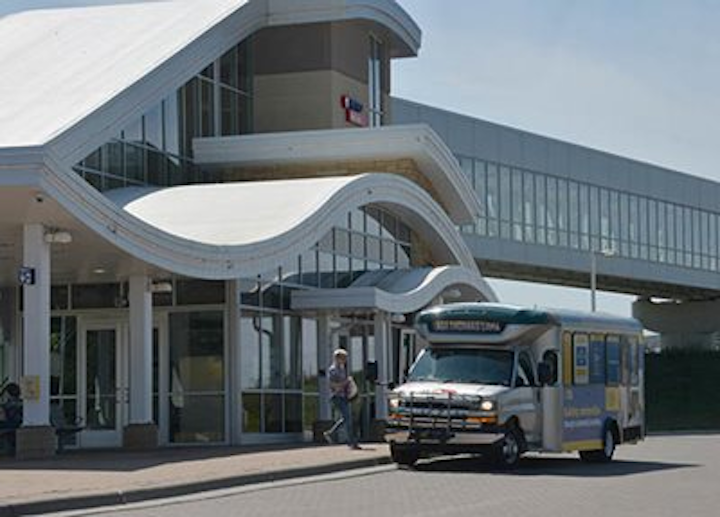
xmin=368 ymin=36 xmax=384 ymax=127
xmin=239 ymin=206 xmax=416 ymax=435
xmin=459 ymin=156 xmax=720 ymax=273
xmin=74 ymin=40 xmax=252 ymax=191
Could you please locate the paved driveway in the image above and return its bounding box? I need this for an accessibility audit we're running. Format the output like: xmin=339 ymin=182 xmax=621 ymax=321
xmin=82 ymin=434 xmax=720 ymax=517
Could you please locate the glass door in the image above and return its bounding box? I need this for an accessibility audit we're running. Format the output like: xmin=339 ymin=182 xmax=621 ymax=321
xmin=78 ymin=321 xmax=127 ymax=448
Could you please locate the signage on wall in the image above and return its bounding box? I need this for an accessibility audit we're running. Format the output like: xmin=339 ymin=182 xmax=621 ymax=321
xmin=18 ymin=267 xmax=35 ymax=286
xmin=341 ymin=95 xmax=368 ymax=127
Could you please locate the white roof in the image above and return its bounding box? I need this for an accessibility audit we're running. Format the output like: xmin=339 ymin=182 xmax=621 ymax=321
xmin=0 ymin=0 xmax=247 ymax=148
xmin=108 ymin=176 xmax=356 ymax=246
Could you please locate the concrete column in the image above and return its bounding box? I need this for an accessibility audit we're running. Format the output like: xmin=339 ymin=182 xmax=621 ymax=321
xmin=312 ymin=314 xmax=334 ymax=442
xmin=123 ymin=275 xmax=157 ymax=449
xmin=18 ymin=223 xmax=54 ymax=458
xmin=374 ymin=311 xmax=389 ymax=421
xmin=317 ymin=315 xmax=332 ymax=421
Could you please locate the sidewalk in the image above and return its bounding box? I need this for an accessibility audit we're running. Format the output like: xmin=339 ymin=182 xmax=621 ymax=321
xmin=0 ymin=443 xmax=392 ymax=516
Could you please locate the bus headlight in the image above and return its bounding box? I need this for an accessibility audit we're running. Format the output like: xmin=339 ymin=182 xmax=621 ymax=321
xmin=480 ymin=399 xmax=495 ymax=412
xmin=388 ymin=396 xmax=401 ymax=411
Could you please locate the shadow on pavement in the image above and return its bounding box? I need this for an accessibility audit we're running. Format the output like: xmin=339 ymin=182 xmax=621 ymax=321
xmin=411 ymin=454 xmax=699 ymax=478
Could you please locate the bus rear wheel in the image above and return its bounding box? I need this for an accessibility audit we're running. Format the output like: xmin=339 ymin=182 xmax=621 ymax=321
xmin=579 ymin=425 xmax=616 ymax=463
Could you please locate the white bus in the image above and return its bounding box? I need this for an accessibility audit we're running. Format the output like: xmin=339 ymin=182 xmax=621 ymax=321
xmin=386 ymin=303 xmax=645 ymax=468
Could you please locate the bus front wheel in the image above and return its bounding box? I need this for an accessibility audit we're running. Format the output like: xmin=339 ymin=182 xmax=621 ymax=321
xmin=492 ymin=428 xmax=523 ymax=469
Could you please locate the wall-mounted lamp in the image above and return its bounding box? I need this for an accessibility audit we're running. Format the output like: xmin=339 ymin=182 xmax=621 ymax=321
xmin=44 ymin=230 xmax=72 ymax=244
xmin=390 ymin=313 xmax=406 ymax=324
xmin=150 ymin=281 xmax=173 ymax=293
xmin=442 ymin=288 xmax=462 ymax=300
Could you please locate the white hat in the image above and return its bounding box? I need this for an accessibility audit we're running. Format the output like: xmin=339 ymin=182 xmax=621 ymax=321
xmin=333 ymin=348 xmax=348 ymax=357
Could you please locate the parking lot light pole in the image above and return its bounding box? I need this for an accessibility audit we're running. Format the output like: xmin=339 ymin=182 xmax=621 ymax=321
xmin=591 ymin=248 xmax=615 ymax=312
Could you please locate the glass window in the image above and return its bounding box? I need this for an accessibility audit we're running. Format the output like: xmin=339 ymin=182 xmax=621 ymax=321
xmin=629 ymin=196 xmax=639 ymax=258
xmin=710 ymin=214 xmax=718 ymax=271
xmin=572 ymin=333 xmax=589 ymax=385
xmin=499 ymin=166 xmax=511 ymax=239
xmin=610 ymin=191 xmax=620 ymax=253
xmin=487 ymin=164 xmax=499 ymax=237
xmin=557 ymin=179 xmax=568 ymax=247
xmin=684 ymin=207 xmax=693 ymax=267
xmin=667 ymin=203 xmax=676 ymax=265
xmin=589 ymin=186 xmax=599 ymax=251
xmin=164 ymin=93 xmax=181 ymax=157
xmin=569 ymin=181 xmax=580 ymax=249
xmin=589 ymin=334 xmax=606 ymax=385
xmin=675 ymin=205 xmax=684 ymax=265
xmin=638 ymin=197 xmax=648 ymax=260
xmin=693 ymin=209 xmax=702 ymax=268
xmin=168 ymin=311 xmax=225 ymax=443
xmin=516 ymin=351 xmax=536 ymax=387
xmin=657 ymin=202 xmax=667 ymax=263
xmin=535 ymin=174 xmax=546 ymax=245
xmin=71 ymin=283 xmax=122 ymax=309
xmin=620 ymin=193 xmax=630 ymax=257
xmin=579 ymin=184 xmax=590 ymax=250
xmin=649 ymin=199 xmax=658 ymax=262
xmin=50 ymin=317 xmax=77 ymax=398
xmin=523 ymin=171 xmax=535 ymax=243
xmin=368 ymin=36 xmax=384 ymax=127
xmin=176 ymin=280 xmax=225 ymax=305
xmin=144 ymin=103 xmax=164 ymax=151
xmin=606 ymin=336 xmax=621 ymax=385
xmin=474 ymin=160 xmax=487 ymax=236
xmin=546 ymin=177 xmax=557 ymax=246
xmin=511 ymin=169 xmax=523 ymax=241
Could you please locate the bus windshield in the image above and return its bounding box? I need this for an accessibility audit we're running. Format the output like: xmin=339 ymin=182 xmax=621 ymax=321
xmin=408 ymin=348 xmax=514 ymax=386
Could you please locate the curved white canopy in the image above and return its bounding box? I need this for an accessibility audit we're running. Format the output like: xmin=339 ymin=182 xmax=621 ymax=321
xmin=100 ymin=173 xmax=479 ymax=277
xmin=292 ymin=266 xmax=498 ymax=313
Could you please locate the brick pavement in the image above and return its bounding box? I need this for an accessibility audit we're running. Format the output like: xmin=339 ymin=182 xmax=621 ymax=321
xmin=0 ymin=443 xmax=391 ymax=515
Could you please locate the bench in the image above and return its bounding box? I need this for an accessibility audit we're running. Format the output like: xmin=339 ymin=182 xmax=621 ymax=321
xmin=50 ymin=405 xmax=84 ymax=452
xmin=0 ymin=426 xmax=17 ymax=455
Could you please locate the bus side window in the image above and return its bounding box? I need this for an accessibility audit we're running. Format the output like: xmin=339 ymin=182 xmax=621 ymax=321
xmin=573 ymin=333 xmax=589 ymax=385
xmin=541 ymin=350 xmax=559 ymax=386
xmin=630 ymin=337 xmax=640 ymax=386
xmin=606 ymin=336 xmax=621 ymax=386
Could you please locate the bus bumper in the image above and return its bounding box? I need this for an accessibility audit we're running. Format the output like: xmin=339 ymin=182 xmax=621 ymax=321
xmin=385 ymin=428 xmax=504 ymax=447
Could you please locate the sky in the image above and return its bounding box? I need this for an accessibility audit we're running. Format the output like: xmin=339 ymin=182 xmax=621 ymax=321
xmin=393 ymin=0 xmax=720 ymax=316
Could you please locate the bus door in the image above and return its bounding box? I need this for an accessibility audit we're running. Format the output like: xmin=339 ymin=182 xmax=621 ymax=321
xmin=396 ymin=329 xmax=417 ymax=385
xmin=539 ymin=347 xmax=563 ymax=451
xmin=508 ymin=348 xmax=541 ymax=445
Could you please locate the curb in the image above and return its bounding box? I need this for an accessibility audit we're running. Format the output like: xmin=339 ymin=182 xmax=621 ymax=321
xmin=0 ymin=455 xmax=393 ymax=517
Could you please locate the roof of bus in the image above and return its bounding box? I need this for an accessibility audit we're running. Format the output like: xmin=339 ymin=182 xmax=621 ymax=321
xmin=416 ymin=302 xmax=643 ymax=333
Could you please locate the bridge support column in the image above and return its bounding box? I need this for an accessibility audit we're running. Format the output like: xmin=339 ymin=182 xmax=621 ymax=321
xmin=633 ymin=298 xmax=720 ymax=350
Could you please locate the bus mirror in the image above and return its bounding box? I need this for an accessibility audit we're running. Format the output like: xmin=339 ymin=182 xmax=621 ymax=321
xmin=538 ymin=362 xmax=553 ymax=386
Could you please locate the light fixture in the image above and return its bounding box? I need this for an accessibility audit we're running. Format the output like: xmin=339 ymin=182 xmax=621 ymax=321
xmin=443 ymin=288 xmax=462 ymax=300
xmin=92 ymin=267 xmax=107 ymax=275
xmin=390 ymin=313 xmax=406 ymax=324
xmin=150 ymin=281 xmax=173 ymax=293
xmin=44 ymin=230 xmax=72 ymax=244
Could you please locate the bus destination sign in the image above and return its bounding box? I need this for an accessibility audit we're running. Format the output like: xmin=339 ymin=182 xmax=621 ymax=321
xmin=430 ymin=319 xmax=506 ymax=334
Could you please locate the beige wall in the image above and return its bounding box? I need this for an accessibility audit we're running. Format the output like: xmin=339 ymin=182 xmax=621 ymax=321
xmin=253 ymin=70 xmax=372 ymax=133
xmin=251 ymin=20 xmax=393 ymax=133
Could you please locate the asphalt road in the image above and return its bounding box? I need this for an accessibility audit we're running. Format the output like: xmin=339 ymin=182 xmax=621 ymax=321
xmin=63 ymin=434 xmax=720 ymax=517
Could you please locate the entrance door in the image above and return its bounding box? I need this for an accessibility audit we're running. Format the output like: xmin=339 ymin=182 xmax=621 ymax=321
xmin=78 ymin=321 xmax=128 ymax=448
